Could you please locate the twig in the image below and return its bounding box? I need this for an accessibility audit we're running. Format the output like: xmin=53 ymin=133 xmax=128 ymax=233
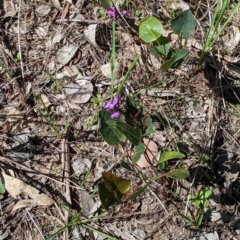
xmin=54 ymin=19 xmax=110 ymax=24
xmin=149 ymin=188 xmax=169 ymax=214
xmin=24 ymin=202 xmax=45 ymax=239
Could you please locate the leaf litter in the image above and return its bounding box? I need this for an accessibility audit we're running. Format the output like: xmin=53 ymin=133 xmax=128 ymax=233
xmin=0 ymin=0 xmax=240 ymax=239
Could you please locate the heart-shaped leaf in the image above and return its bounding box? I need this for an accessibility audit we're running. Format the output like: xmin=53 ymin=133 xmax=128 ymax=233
xmin=143 ymin=114 xmax=155 ymax=135
xmin=149 ymin=36 xmax=170 ymax=57
xmin=100 ymin=110 xmax=124 ymax=146
xmin=171 ymin=10 xmax=195 ymax=39
xmin=98 ymin=182 xmax=117 ymax=210
xmin=139 ymin=16 xmax=163 ymax=43
xmin=102 ymin=172 xmax=130 ymax=195
xmin=107 ymin=120 xmax=142 ymax=146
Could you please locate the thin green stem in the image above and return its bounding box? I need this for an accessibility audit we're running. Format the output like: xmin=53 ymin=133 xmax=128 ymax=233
xmin=37 ymin=94 xmax=61 ymax=138
xmin=116 ymin=54 xmax=140 ymax=95
xmin=110 ymin=19 xmax=116 ymax=99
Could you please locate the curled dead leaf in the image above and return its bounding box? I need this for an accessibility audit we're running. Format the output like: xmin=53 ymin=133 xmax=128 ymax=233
xmin=11 ymin=200 xmax=35 ymax=213
xmin=56 ymin=45 xmax=78 ymax=66
xmin=2 ymin=173 xmax=54 ymax=207
xmin=65 ymin=79 xmax=93 ymax=104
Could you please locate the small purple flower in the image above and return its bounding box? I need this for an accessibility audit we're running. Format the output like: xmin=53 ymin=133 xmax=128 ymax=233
xmin=107 ymin=6 xmax=116 ymax=18
xmin=103 ymin=96 xmax=120 ymax=110
xmin=103 ymin=101 xmax=115 ymax=110
xmin=111 ymin=111 xmax=120 ymax=119
xmin=121 ymin=10 xmax=128 ymax=15
xmin=112 ymin=95 xmax=120 ymax=105
xmin=103 ymin=96 xmax=122 ymax=119
xmin=107 ymin=6 xmax=127 ymax=18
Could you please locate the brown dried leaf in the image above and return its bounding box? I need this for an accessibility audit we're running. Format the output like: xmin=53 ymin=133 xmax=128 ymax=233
xmin=80 ymin=190 xmax=100 ymax=217
xmin=221 ymin=26 xmax=240 ymax=52
xmin=4 ymin=0 xmax=16 ymax=18
xmin=35 ymin=5 xmax=51 ymax=17
xmin=84 ymin=24 xmax=98 ymax=48
xmin=136 ymin=138 xmax=159 ymax=168
xmin=2 ymin=173 xmax=54 ymax=207
xmin=56 ymin=45 xmax=78 ymax=65
xmin=65 ymin=80 xmax=93 ymax=104
xmin=11 ymin=200 xmax=35 ymax=212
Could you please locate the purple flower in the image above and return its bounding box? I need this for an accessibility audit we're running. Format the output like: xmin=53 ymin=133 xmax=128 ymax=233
xmin=107 ymin=6 xmax=116 ymax=18
xmin=103 ymin=101 xmax=115 ymax=110
xmin=121 ymin=10 xmax=128 ymax=15
xmin=107 ymin=6 xmax=127 ymax=18
xmin=103 ymin=96 xmax=122 ymax=119
xmin=103 ymin=96 xmax=120 ymax=110
xmin=111 ymin=111 xmax=120 ymax=119
xmin=112 ymin=95 xmax=120 ymax=105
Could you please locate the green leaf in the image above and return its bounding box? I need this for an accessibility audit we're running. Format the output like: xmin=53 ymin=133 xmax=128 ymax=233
xmin=189 ymin=195 xmax=197 ymax=201
xmin=199 ymin=189 xmax=212 ymax=199
xmin=45 ymin=224 xmax=70 ymax=240
xmin=107 ymin=120 xmax=142 ymax=146
xmin=195 ymin=199 xmax=201 ymax=207
xmin=159 ymin=160 xmax=168 ymax=170
xmin=121 ymin=161 xmax=133 ymax=171
xmin=143 ymin=114 xmax=155 ymax=136
xmin=158 ymin=151 xmax=185 ymax=163
xmin=125 ymin=96 xmax=142 ymax=124
xmin=168 ymin=48 xmax=189 ymax=68
xmin=160 ymin=55 xmax=177 ymax=70
xmin=149 ymin=36 xmax=169 ymax=57
xmin=102 ymin=172 xmax=131 ymax=195
xmin=139 ymin=16 xmax=163 ymax=43
xmin=100 ymin=110 xmax=124 ymax=146
xmin=98 ymin=182 xmax=117 ymax=210
xmin=132 ymin=142 xmax=145 ymax=163
xmin=0 ymin=182 xmax=5 ymax=194
xmin=178 ymin=212 xmax=194 ymax=223
xmin=99 ymin=0 xmax=111 ymax=9
xmin=171 ymin=10 xmax=195 ymax=39
xmin=197 ymin=214 xmax=203 ymax=226
xmin=162 ymin=168 xmax=189 ymax=180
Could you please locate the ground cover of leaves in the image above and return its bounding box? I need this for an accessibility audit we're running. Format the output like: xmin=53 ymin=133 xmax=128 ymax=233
xmin=0 ymin=0 xmax=240 ymax=239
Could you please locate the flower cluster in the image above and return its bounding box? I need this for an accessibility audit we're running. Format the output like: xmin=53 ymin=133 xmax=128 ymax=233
xmin=107 ymin=6 xmax=127 ymax=18
xmin=103 ymin=95 xmax=121 ymax=119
